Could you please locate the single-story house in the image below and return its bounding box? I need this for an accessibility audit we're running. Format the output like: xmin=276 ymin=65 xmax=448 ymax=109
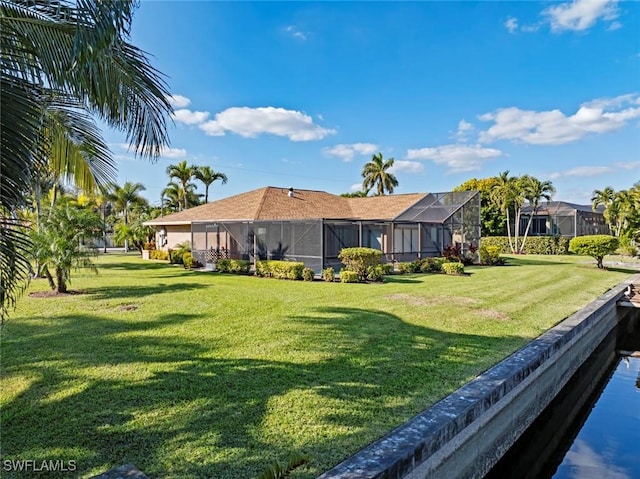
xmin=519 ymin=201 xmax=607 ymax=237
xmin=145 ymin=186 xmax=481 ymax=272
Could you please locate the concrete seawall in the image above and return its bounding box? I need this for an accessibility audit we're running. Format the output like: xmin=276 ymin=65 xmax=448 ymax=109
xmin=318 ymin=274 xmax=640 ymax=479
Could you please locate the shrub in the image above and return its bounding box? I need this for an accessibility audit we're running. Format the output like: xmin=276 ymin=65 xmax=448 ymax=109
xmin=415 ymin=257 xmax=444 ymax=273
xmin=338 ymin=247 xmax=382 ymax=281
xmin=569 ymin=235 xmax=619 ymax=269
xmin=366 ymin=265 xmax=385 ymax=282
xmin=256 ymin=260 xmax=304 ymax=280
xmin=322 ymin=267 xmax=335 ymax=282
xmin=481 ymin=236 xmax=570 ymax=255
xmin=143 ymin=240 xmax=156 ymax=250
xmin=380 ymin=263 xmax=394 ymax=275
xmin=396 ymin=262 xmax=413 ymax=274
xmin=150 ymin=249 xmax=169 ymax=261
xmin=339 ymin=270 xmax=359 ymax=283
xmin=302 ymin=267 xmax=315 ymax=281
xmin=182 ymin=252 xmax=194 ymax=270
xmin=216 ymin=259 xmax=251 ymax=274
xmin=169 ymin=249 xmax=183 ymax=265
xmin=616 ymin=234 xmax=638 ymax=257
xmin=442 ymin=262 xmax=465 ymax=275
xmin=478 ymin=245 xmax=503 ymax=266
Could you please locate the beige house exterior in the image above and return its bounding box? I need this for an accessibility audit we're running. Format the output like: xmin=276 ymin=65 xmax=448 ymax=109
xmin=145 ymin=186 xmax=481 ymax=272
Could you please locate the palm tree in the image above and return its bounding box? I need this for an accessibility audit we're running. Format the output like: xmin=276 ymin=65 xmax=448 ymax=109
xmin=106 ymin=182 xmax=148 ymax=252
xmin=31 ymin=201 xmax=103 ymax=294
xmin=490 ymin=171 xmax=517 ymax=253
xmin=1 ymin=0 xmax=172 ymax=321
xmin=519 ymin=177 xmax=556 ymax=253
xmin=592 ymin=187 xmax=617 ymax=235
xmin=166 ymin=161 xmax=198 ymax=210
xmin=361 ymin=153 xmax=399 ymax=196
xmin=162 ymin=181 xmax=202 ymax=212
xmin=195 ymin=166 xmax=228 ymax=203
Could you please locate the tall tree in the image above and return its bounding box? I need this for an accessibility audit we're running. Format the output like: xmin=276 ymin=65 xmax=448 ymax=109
xmin=106 ymin=182 xmax=148 ymax=252
xmin=195 ymin=166 xmax=227 ymax=203
xmin=453 ymin=177 xmax=506 ymax=236
xmin=166 ymin=160 xmax=198 ymax=210
xmin=592 ymin=187 xmax=617 ymax=235
xmin=519 ymin=176 xmax=556 ymax=253
xmin=1 ymin=0 xmax=172 ymax=322
xmin=161 ymin=181 xmax=202 ymax=212
xmin=490 ymin=171 xmax=517 ymax=253
xmin=361 ymin=153 xmax=399 ymax=196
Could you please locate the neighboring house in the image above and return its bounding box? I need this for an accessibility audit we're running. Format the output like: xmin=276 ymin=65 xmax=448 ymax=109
xmin=519 ymin=201 xmax=607 ymax=238
xmin=145 ymin=186 xmax=481 ymax=272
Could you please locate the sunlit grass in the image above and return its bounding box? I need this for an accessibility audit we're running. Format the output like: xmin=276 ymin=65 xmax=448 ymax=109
xmin=0 ymin=253 xmax=633 ymax=478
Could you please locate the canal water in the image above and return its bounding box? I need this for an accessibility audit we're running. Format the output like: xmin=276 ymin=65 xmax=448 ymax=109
xmin=485 ymin=311 xmax=640 ymax=479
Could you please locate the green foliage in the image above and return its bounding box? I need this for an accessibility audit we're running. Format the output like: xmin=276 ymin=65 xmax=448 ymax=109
xmin=257 ymin=453 xmax=309 ymax=479
xmin=442 ymin=262 xmax=465 ymax=275
xmin=478 ymin=245 xmax=503 ymax=266
xmin=414 ymin=257 xmax=444 ymax=273
xmin=302 ymin=267 xmax=315 ymax=282
xmin=616 ymin=234 xmax=638 ymax=257
xmin=182 ymin=253 xmax=195 ymax=270
xmin=396 ymin=262 xmax=414 ymax=274
xmin=361 ymin=152 xmax=399 ymax=196
xmin=339 ymin=270 xmax=359 ymax=283
xmin=31 ymin=202 xmax=103 ymax=293
xmin=256 ymin=261 xmax=304 ymax=280
xmin=216 ymin=259 xmax=251 ymax=274
xmin=169 ymin=241 xmax=191 ymax=265
xmin=380 ymin=263 xmax=395 ymax=275
xmin=481 ymin=236 xmax=570 ymax=255
xmin=150 ymin=250 xmax=169 ymax=261
xmin=454 ymin=177 xmax=506 ymax=236
xmin=338 ymin=247 xmax=382 ymax=281
xmin=366 ymin=265 xmax=385 ymax=282
xmin=569 ymin=235 xmax=619 ymax=269
xmin=322 ymin=267 xmax=335 ymax=282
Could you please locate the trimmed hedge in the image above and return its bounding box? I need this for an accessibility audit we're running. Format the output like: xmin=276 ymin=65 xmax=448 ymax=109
xmin=481 ymin=236 xmax=570 ymax=255
xmin=182 ymin=252 xmax=194 ymax=270
xmin=442 ymin=262 xmax=465 ymax=275
xmin=150 ymin=250 xmax=169 ymax=261
xmin=256 ymin=260 xmax=304 ymax=280
xmin=338 ymin=247 xmax=382 ymax=282
xmin=478 ymin=245 xmax=503 ymax=265
xmin=216 ymin=259 xmax=251 ymax=274
xmin=339 ymin=270 xmax=359 ymax=283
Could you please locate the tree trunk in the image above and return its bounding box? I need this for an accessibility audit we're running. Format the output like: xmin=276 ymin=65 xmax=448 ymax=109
xmin=505 ymin=208 xmax=515 ymax=253
xmin=56 ymin=268 xmax=67 ymax=293
xmin=44 ymin=267 xmax=56 ymax=291
xmin=519 ymin=208 xmax=536 ymax=254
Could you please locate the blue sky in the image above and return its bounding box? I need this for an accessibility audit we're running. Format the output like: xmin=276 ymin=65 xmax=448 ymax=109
xmin=106 ymin=0 xmax=640 ymax=206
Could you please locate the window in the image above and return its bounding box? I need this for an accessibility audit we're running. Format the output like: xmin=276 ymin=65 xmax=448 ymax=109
xmin=394 ymin=226 xmax=419 ymax=253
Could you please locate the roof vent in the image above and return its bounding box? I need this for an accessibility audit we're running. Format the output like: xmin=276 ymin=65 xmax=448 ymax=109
xmin=288 ymin=187 xmax=294 ymax=198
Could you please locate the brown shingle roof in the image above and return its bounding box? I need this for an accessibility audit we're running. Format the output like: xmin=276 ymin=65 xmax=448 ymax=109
xmin=145 ymin=187 xmax=428 ymax=225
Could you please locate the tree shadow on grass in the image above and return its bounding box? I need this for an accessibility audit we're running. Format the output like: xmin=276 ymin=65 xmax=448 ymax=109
xmin=1 ymin=307 xmax=529 ymax=479
xmin=85 ymin=283 xmax=207 ymax=301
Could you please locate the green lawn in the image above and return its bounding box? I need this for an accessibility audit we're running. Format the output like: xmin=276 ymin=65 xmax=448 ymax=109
xmin=0 ymin=254 xmax=634 ymax=478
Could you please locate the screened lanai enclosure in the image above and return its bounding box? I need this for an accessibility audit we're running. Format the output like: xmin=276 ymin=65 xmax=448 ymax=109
xmin=519 ymin=202 xmax=608 ymax=238
xmin=190 ymin=191 xmax=481 ymax=273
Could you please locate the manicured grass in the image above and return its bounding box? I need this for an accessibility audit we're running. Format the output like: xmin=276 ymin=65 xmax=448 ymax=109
xmin=0 ymin=254 xmax=634 ymax=478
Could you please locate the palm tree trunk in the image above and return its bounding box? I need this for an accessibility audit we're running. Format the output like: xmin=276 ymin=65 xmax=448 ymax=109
xmin=519 ymin=209 xmax=536 ymax=254
xmin=506 ymin=208 xmax=515 ymax=253
xmin=43 ymin=267 xmax=56 ymax=291
xmin=56 ymin=268 xmax=67 ymax=293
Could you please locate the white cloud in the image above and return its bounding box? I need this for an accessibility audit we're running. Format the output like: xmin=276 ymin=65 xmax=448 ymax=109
xmin=166 ymin=94 xmax=191 ymax=109
xmin=614 ymin=161 xmax=640 ymax=170
xmin=406 ymin=144 xmax=502 ymax=173
xmin=505 ymin=17 xmax=519 ymax=33
xmin=389 ymin=160 xmax=424 ymax=174
xmin=172 ymin=108 xmax=210 ymax=125
xmin=564 ymin=440 xmax=630 ymax=479
xmin=285 ymin=25 xmax=308 ymax=41
xmin=549 ymin=166 xmax=613 ymax=179
xmin=323 ymin=143 xmax=378 ymax=161
xmin=199 ymin=107 xmax=335 ymax=141
xmin=478 ymin=93 xmax=640 ymax=145
xmin=160 ymin=147 xmax=187 ymax=159
xmin=350 ymin=182 xmax=364 ymax=192
xmin=455 ymin=119 xmax=475 ymax=142
xmin=543 ymin=0 xmax=620 ymax=32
